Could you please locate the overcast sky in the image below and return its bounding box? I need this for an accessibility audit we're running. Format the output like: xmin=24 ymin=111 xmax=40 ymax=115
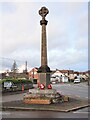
xmin=0 ymin=1 xmax=88 ymax=72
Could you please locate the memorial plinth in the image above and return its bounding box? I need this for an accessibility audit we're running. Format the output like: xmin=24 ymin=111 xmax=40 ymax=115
xmin=38 ymin=73 xmax=50 ymax=87
xmin=23 ymin=89 xmax=64 ymax=104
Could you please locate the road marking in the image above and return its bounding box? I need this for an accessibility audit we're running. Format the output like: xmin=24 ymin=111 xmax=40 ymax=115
xmin=73 ymin=111 xmax=89 ymax=114
xmin=0 ymin=111 xmax=10 ymax=115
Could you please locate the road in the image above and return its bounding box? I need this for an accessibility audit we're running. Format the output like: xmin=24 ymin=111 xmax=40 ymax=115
xmin=1 ymin=82 xmax=89 ymax=118
xmin=52 ymin=83 xmax=88 ymax=100
xmin=1 ymin=107 xmax=89 ymax=118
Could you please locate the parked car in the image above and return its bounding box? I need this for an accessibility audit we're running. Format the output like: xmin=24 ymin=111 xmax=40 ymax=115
xmin=74 ymin=79 xmax=80 ymax=83
xmin=51 ymin=81 xmax=56 ymax=84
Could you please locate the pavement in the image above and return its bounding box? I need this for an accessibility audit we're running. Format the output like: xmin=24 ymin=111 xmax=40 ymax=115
xmin=2 ymin=90 xmax=29 ymax=96
xmin=2 ymin=97 xmax=90 ymax=112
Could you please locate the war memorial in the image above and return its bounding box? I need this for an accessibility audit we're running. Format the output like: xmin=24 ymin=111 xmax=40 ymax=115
xmin=23 ymin=6 xmax=69 ymax=104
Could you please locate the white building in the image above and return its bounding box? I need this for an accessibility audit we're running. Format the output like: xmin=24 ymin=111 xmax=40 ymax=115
xmin=51 ymin=70 xmax=68 ymax=83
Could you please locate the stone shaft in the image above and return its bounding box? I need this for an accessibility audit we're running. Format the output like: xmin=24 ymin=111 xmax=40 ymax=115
xmin=38 ymin=7 xmax=51 ymax=87
xmin=38 ymin=7 xmax=50 ymax=73
xmin=41 ymin=21 xmax=47 ymax=66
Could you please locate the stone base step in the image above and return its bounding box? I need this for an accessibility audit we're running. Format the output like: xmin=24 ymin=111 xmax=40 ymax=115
xmin=23 ymin=99 xmax=51 ymax=104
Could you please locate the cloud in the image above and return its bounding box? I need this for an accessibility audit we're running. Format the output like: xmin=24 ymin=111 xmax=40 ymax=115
xmin=0 ymin=2 xmax=40 ymax=54
xmin=18 ymin=64 xmax=26 ymax=73
xmin=48 ymin=36 xmax=88 ymax=71
xmin=0 ymin=2 xmax=88 ymax=72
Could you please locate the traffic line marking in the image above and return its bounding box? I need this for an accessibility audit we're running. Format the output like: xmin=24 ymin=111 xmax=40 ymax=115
xmin=0 ymin=112 xmax=10 ymax=115
xmin=73 ymin=111 xmax=89 ymax=114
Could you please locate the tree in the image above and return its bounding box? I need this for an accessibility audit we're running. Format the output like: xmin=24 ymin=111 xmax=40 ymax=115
xmin=11 ymin=60 xmax=18 ymax=72
xmin=11 ymin=60 xmax=18 ymax=78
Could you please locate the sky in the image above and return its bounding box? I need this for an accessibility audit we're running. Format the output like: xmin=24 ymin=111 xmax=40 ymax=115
xmin=0 ymin=1 xmax=88 ymax=73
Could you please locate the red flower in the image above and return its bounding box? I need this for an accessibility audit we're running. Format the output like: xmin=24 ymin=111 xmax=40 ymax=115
xmin=48 ymin=84 xmax=52 ymax=89
xmin=40 ymin=84 xmax=45 ymax=90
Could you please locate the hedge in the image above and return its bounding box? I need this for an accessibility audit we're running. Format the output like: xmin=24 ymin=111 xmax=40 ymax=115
xmin=0 ymin=78 xmax=32 ymax=84
xmin=1 ymin=78 xmax=33 ymax=92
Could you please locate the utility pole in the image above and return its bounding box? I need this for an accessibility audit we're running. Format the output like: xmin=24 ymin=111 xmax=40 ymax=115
xmin=25 ymin=61 xmax=27 ymax=73
xmin=23 ymin=61 xmax=28 ymax=79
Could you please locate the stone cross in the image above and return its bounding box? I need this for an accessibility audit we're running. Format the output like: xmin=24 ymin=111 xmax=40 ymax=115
xmin=38 ymin=7 xmax=51 ymax=87
xmin=39 ymin=7 xmax=49 ymax=20
xmin=38 ymin=6 xmax=50 ymax=73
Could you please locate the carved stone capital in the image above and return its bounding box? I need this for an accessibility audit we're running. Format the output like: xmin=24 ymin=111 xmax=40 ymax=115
xmin=40 ymin=20 xmax=48 ymax=25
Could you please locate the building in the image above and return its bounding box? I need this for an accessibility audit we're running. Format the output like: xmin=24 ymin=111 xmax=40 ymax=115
xmin=0 ymin=71 xmax=28 ymax=80
xmin=51 ymin=70 xmax=68 ymax=83
xmin=28 ymin=68 xmax=39 ymax=82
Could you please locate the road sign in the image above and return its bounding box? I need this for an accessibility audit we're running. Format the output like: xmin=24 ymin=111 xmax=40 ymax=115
xmin=4 ymin=81 xmax=12 ymax=88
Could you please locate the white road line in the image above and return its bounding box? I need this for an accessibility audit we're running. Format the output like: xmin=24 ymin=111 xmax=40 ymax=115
xmin=0 ymin=111 xmax=10 ymax=115
xmin=73 ymin=112 xmax=89 ymax=114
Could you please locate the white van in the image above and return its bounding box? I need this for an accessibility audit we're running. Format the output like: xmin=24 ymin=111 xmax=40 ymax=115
xmin=74 ymin=78 xmax=80 ymax=83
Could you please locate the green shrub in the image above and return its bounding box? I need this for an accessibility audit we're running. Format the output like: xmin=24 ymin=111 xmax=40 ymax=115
xmin=1 ymin=78 xmax=32 ymax=85
xmin=1 ymin=78 xmax=33 ymax=92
